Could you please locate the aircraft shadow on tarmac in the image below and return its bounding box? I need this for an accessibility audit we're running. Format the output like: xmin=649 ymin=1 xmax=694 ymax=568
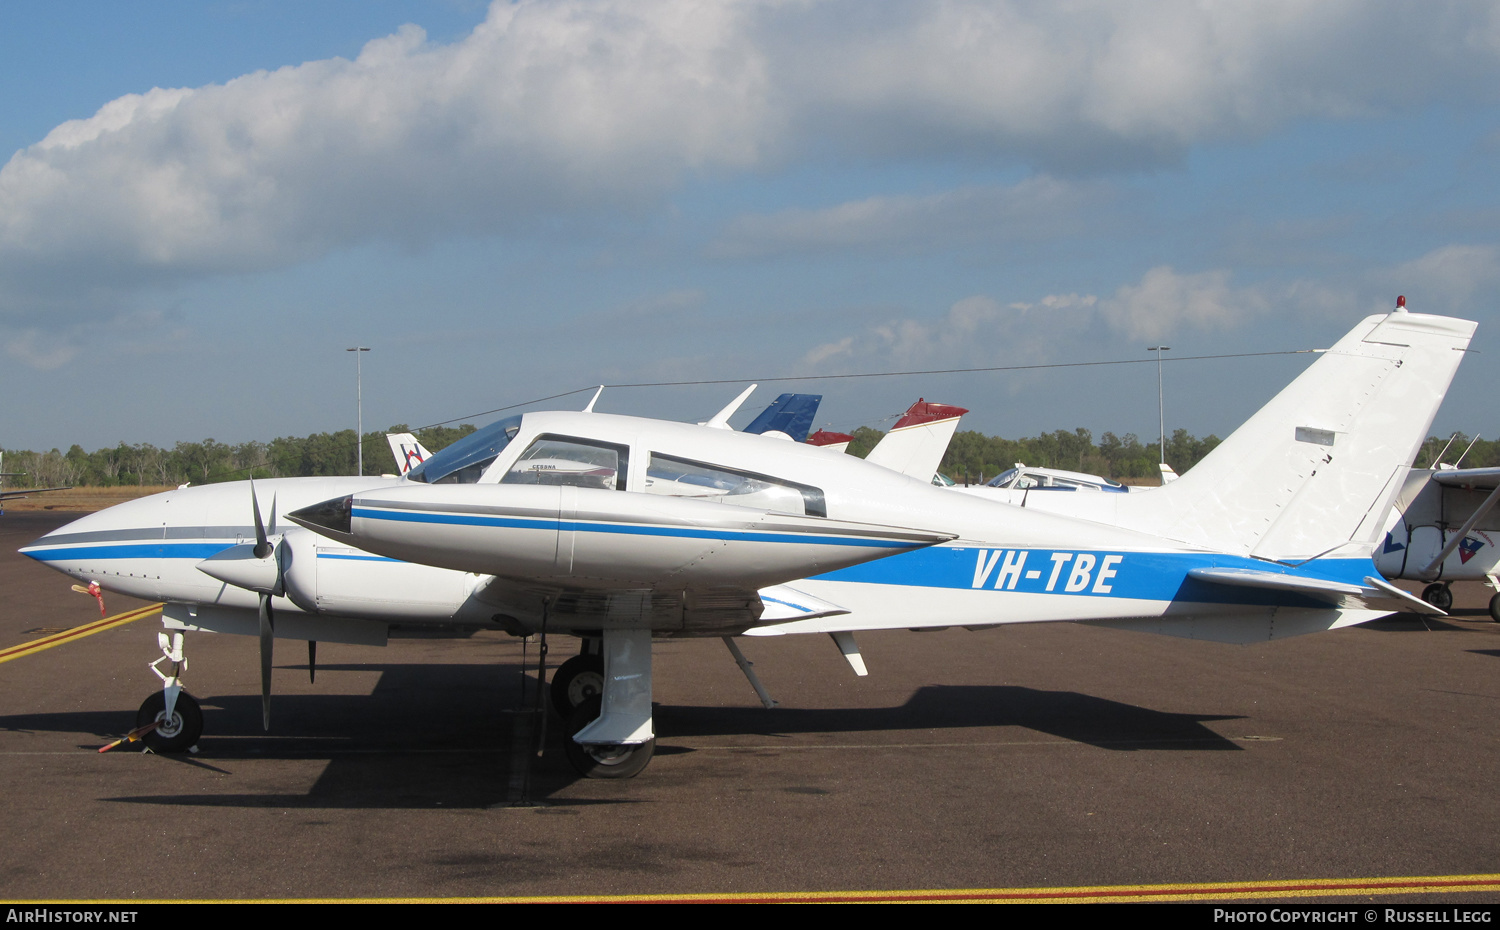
xmin=3 ymin=660 xmax=1245 ymax=810
xmin=1363 ymin=613 xmax=1489 ymax=632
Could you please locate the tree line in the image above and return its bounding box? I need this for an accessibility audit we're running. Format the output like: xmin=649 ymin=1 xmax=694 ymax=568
xmin=2 ymin=424 xmax=1490 ymax=489
xmin=0 ymin=424 xmax=475 ymax=489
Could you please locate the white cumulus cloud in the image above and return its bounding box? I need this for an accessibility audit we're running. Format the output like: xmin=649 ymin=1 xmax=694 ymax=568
xmin=2 ymin=0 xmax=1500 ymax=320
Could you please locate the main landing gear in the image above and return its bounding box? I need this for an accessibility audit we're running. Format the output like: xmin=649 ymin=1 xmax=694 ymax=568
xmin=1421 ymin=582 xmax=1453 ymax=612
xmin=551 ymin=630 xmax=655 ymax=779
xmin=550 ymin=651 xmax=605 ymax=717
xmin=135 ymin=630 xmax=203 ymax=753
xmin=563 ymin=696 xmax=655 ymax=779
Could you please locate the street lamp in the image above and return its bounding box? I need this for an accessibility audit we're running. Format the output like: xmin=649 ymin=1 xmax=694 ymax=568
xmin=1147 ymin=345 xmax=1170 ymax=465
xmin=347 ymin=346 xmax=371 ymax=476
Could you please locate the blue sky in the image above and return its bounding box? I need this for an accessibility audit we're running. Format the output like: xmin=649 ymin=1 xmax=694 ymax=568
xmin=4 ymin=1 xmax=1499 ymax=453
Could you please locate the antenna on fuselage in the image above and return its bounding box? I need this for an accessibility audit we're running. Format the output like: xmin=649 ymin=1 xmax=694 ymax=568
xmin=702 ymin=384 xmax=757 ymax=430
xmin=582 ymin=385 xmax=604 ymax=413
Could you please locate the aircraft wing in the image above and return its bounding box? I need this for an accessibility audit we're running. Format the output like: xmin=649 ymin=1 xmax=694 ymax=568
xmin=1430 ymin=467 xmax=1500 ymax=491
xmin=288 ymin=484 xmax=951 ymax=633
xmin=471 ymin=577 xmax=851 ymax=633
xmin=0 ymin=486 xmax=71 ymax=501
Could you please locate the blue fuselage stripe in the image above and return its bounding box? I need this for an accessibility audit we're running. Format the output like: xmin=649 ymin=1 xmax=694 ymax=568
xmin=352 ymin=506 xmax=923 ymax=548
xmin=23 ymin=542 xmax=233 ymax=562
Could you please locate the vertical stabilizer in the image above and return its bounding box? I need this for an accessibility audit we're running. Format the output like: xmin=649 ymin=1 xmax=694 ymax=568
xmin=807 ymin=430 xmax=854 ymax=454
xmin=743 ymin=393 xmax=823 ymax=442
xmin=1112 ymin=310 xmax=1475 ymax=560
xmin=387 ymin=433 xmax=434 ymax=476
xmin=864 ymin=399 xmax=968 ymax=480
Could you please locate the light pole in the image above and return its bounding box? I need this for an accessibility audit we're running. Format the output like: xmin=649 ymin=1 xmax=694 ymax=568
xmin=347 ymin=346 xmax=370 ymax=476
xmin=1147 ymin=345 xmax=1170 ymax=465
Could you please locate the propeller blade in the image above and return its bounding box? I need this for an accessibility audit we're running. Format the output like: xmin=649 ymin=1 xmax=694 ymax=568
xmin=308 ymin=640 xmax=317 ymax=684
xmin=258 ymin=593 xmax=274 ymax=730
xmin=251 ymin=481 xmax=272 ymax=559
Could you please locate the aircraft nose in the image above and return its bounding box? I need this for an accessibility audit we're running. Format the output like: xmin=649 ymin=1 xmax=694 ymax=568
xmin=18 ymin=510 xmax=99 ymax=563
xmin=287 ymin=495 xmax=353 ymax=535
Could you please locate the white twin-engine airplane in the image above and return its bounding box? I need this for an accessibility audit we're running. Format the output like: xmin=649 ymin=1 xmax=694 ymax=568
xmin=20 ymin=308 xmax=1474 ymax=778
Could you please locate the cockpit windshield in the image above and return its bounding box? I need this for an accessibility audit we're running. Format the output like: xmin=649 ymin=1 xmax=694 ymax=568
xmin=406 ymin=415 xmax=523 ymax=485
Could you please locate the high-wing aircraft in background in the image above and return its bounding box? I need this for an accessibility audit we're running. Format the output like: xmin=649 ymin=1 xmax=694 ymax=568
xmin=21 ymin=307 xmax=1474 ymax=778
xmin=1375 ymin=464 xmax=1500 ymax=618
xmin=0 ymin=451 xmax=72 ymax=508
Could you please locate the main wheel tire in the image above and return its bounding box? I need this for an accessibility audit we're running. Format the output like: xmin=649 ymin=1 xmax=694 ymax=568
xmin=135 ymin=691 xmax=203 ymax=753
xmin=1488 ymin=592 xmax=1500 ymax=623
xmin=563 ymin=696 xmax=654 ymax=779
xmin=550 ymin=654 xmax=605 ymax=717
xmin=1422 ymin=583 xmax=1453 ymax=611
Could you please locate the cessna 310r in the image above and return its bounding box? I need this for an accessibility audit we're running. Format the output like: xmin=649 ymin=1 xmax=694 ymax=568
xmin=21 ymin=307 xmax=1474 ymax=777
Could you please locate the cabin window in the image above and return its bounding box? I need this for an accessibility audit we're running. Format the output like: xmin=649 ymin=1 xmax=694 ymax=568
xmin=644 ymin=453 xmax=826 ymax=517
xmin=501 ymin=436 xmax=629 ymax=490
xmin=408 ymin=415 xmax=522 ymax=485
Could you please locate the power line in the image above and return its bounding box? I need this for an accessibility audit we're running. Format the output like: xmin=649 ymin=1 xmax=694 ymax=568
xmin=589 ymin=348 xmax=1320 ymax=390
xmin=112 ymin=346 xmax=1328 ymax=482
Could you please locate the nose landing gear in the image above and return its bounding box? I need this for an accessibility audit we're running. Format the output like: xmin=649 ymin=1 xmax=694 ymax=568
xmin=135 ymin=630 xmax=203 ymax=752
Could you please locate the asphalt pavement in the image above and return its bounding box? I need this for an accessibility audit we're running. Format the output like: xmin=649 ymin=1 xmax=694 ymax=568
xmin=3 ymin=511 xmax=1498 ymax=902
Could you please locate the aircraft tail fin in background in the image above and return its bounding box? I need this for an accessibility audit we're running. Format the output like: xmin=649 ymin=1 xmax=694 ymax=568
xmin=387 ymin=433 xmax=434 ymax=476
xmin=864 ymin=399 xmax=968 ymax=481
xmin=806 ymin=429 xmax=854 ymax=454
xmin=743 ymin=393 xmax=823 ymax=443
xmin=1114 ymin=309 xmax=1476 ymax=560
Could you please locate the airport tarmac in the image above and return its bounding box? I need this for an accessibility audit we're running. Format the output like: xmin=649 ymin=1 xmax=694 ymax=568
xmin=3 ymin=510 xmax=1499 ymax=902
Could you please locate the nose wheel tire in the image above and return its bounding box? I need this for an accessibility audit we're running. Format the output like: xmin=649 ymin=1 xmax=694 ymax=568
xmin=1421 ymin=583 xmax=1453 ymax=611
xmin=1488 ymin=592 xmax=1500 ymax=623
xmin=563 ymin=696 xmax=654 ymax=779
xmin=550 ymin=654 xmax=605 ymax=717
xmin=135 ymin=691 xmax=203 ymax=753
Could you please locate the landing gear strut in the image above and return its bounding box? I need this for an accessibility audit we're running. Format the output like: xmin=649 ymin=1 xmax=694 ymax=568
xmin=1421 ymin=582 xmax=1453 ymax=612
xmin=562 ymin=629 xmax=654 ymax=779
xmin=137 ymin=630 xmax=203 ymax=752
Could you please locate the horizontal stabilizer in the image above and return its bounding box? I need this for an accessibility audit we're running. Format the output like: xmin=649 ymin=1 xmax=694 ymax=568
xmin=1187 ymin=567 xmax=1366 ymax=602
xmin=1362 ymin=574 xmax=1448 ymax=616
xmin=1186 ymin=566 xmax=1446 ymax=616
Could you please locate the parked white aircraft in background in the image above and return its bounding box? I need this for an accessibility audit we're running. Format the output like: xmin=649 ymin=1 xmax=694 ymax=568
xmin=0 ymin=451 xmax=72 ymax=508
xmin=21 ymin=307 xmax=1473 ymax=778
xmin=1376 ymin=464 xmax=1500 ymax=619
xmin=962 ymin=464 xmax=1136 ymax=496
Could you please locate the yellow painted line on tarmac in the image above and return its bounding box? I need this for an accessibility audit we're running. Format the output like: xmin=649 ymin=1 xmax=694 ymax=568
xmin=0 ymin=603 xmax=162 ymax=664
xmin=9 ymin=873 xmax=1500 ymax=903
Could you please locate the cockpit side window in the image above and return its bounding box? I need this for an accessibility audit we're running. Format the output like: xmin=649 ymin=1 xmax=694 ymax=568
xmin=407 ymin=415 xmax=522 ymax=485
xmin=988 ymin=467 xmax=1021 ymax=489
xmin=644 ymin=453 xmax=827 ymax=517
xmin=501 ymin=435 xmax=629 ymax=490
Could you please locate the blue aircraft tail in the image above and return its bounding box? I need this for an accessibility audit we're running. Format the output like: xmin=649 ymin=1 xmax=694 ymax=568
xmin=743 ymin=393 xmax=822 ymax=443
